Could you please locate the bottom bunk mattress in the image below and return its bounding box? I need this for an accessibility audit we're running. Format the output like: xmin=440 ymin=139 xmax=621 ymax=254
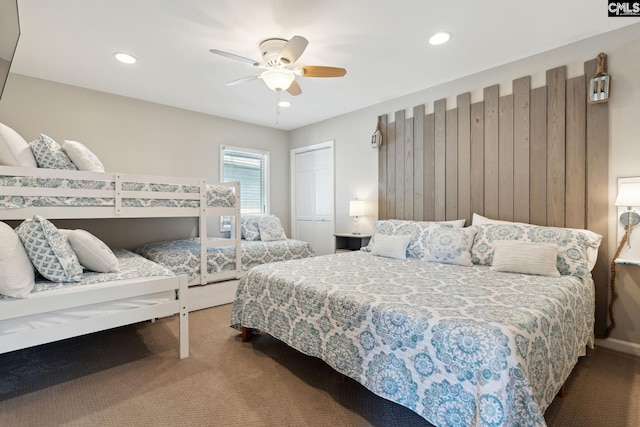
xmin=135 ymin=238 xmax=315 ymax=282
xmin=0 ymin=249 xmax=178 ymax=335
xmin=230 ymin=250 xmax=595 ymax=427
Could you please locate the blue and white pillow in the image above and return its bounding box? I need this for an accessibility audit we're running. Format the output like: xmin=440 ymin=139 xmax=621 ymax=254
xmin=15 ymin=215 xmax=83 ymax=282
xmin=471 ymin=223 xmax=596 ymax=279
xmin=258 ymin=215 xmax=287 ymax=241
xmin=423 ymin=226 xmax=476 ymax=266
xmin=30 ymin=134 xmax=78 ymax=170
xmin=63 ymin=140 xmax=105 ymax=172
xmin=363 ymin=219 xmax=466 ymax=258
xmin=241 ymin=216 xmax=261 ymax=241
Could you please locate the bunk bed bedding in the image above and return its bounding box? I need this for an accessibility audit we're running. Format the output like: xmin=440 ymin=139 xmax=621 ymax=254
xmin=231 ymin=250 xmax=595 ymax=427
xmin=135 ymin=237 xmax=315 ymax=283
xmin=1 ymin=249 xmax=189 ymax=357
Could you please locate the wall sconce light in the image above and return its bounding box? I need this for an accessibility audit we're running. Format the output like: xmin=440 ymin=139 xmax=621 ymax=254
xmin=349 ymin=199 xmax=365 ymax=235
xmin=615 ymin=181 xmax=640 ymax=248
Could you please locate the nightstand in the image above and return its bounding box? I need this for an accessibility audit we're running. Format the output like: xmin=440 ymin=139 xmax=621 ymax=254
xmin=334 ymin=233 xmax=371 ymax=253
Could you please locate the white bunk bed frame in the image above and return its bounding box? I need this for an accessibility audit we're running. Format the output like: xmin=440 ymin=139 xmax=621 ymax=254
xmin=0 ymin=165 xmax=243 ymax=311
xmin=0 ymin=165 xmax=243 ymax=357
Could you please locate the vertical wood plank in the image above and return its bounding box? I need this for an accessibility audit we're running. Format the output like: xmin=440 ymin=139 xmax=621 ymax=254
xmin=499 ymin=94 xmax=514 ymax=221
xmin=546 ymin=66 xmax=566 ymax=227
xmin=434 ymin=99 xmax=446 ymax=220
xmin=446 ymin=108 xmax=458 ymax=220
xmin=395 ymin=110 xmax=405 ymax=220
xmin=530 ymin=86 xmax=547 ymax=225
xmin=513 ymin=76 xmax=531 ymax=223
xmin=585 ymin=58 xmax=609 ymax=338
xmin=470 ymin=102 xmax=484 ymax=216
xmin=484 ymin=85 xmax=499 ymax=219
xmin=457 ymin=93 xmax=472 ymax=225
xmin=378 ymin=115 xmax=388 ymax=220
xmin=566 ymin=75 xmax=586 ymax=229
xmin=386 ymin=122 xmax=396 ymax=220
xmin=405 ymin=117 xmax=414 ymax=220
xmin=413 ymin=105 xmax=425 ymax=221
xmin=424 ymin=113 xmax=435 ymax=220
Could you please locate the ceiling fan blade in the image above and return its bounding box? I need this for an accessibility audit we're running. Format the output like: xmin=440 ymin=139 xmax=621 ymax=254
xmin=226 ymin=75 xmax=259 ymax=86
xmin=287 ymin=80 xmax=302 ymax=96
xmin=279 ymin=36 xmax=308 ymax=65
xmin=296 ymin=66 xmax=347 ymax=78
xmin=209 ymin=49 xmax=259 ymax=66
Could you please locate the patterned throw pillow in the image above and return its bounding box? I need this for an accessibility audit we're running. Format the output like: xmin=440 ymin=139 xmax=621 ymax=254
xmin=60 ymin=229 xmax=118 ymax=272
xmin=63 ymin=140 xmax=105 ymax=172
xmin=258 ymin=215 xmax=287 ymax=241
xmin=363 ymin=219 xmax=466 ymax=258
xmin=471 ymin=223 xmax=595 ymax=279
xmin=15 ymin=215 xmax=83 ymax=282
xmin=30 ymin=134 xmax=78 ymax=170
xmin=241 ymin=216 xmax=261 ymax=241
xmin=423 ymin=226 xmax=476 ymax=266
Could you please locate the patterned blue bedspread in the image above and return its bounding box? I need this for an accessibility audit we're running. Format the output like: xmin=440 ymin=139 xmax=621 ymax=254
xmin=135 ymin=238 xmax=315 ymax=282
xmin=230 ymin=251 xmax=594 ymax=427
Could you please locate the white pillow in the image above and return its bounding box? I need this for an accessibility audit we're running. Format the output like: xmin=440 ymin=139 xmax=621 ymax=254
xmin=0 ymin=122 xmax=37 ymax=167
xmin=0 ymin=222 xmax=35 ymax=298
xmin=258 ymin=215 xmax=287 ymax=241
xmin=371 ymin=234 xmax=412 ymax=260
xmin=63 ymin=140 xmax=105 ymax=172
xmin=60 ymin=229 xmax=118 ymax=273
xmin=490 ymin=240 xmax=560 ymax=277
xmin=15 ymin=215 xmax=83 ymax=282
xmin=471 ymin=213 xmax=601 ymax=271
xmin=30 ymin=134 xmax=78 ymax=170
xmin=423 ymin=227 xmax=476 ymax=266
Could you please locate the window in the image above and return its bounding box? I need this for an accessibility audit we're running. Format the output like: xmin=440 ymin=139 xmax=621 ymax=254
xmin=220 ymin=145 xmax=269 ymax=216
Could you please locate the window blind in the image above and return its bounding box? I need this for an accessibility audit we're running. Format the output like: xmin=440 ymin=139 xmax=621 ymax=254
xmin=222 ymin=149 xmax=267 ymax=215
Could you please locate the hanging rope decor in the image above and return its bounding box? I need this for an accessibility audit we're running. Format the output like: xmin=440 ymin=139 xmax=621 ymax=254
xmin=588 ymin=52 xmax=611 ymax=104
xmin=607 ymin=224 xmax=631 ymax=337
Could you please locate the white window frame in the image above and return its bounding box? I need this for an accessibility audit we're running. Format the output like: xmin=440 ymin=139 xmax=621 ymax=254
xmin=220 ymin=145 xmax=270 ymax=228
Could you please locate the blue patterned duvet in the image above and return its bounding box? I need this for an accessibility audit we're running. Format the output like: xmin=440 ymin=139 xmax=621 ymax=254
xmin=230 ymin=251 xmax=594 ymax=427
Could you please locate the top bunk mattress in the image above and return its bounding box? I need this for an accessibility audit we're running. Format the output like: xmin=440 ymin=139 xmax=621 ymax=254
xmin=0 ymin=166 xmax=237 ymax=216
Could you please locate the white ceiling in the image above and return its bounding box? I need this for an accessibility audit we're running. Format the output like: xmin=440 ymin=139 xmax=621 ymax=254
xmin=10 ymin=0 xmax=635 ymax=130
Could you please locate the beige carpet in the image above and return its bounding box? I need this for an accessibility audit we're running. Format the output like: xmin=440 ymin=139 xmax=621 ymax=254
xmin=0 ymin=304 xmax=638 ymax=427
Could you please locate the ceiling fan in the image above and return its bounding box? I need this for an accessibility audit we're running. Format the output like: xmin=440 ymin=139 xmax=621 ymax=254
xmin=209 ymin=35 xmax=347 ymax=96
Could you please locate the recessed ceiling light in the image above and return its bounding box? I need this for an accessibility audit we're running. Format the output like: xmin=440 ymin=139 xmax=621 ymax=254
xmin=428 ymin=32 xmax=451 ymax=46
xmin=278 ymin=101 xmax=291 ymax=107
xmin=114 ymin=52 xmax=137 ymax=64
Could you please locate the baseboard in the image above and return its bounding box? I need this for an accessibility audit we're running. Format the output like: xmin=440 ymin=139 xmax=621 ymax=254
xmin=595 ymin=337 xmax=640 ymax=357
xmin=187 ymin=280 xmax=240 ymax=311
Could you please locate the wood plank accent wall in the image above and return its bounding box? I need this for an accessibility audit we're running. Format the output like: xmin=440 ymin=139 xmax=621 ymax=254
xmin=377 ymin=60 xmax=609 ymax=337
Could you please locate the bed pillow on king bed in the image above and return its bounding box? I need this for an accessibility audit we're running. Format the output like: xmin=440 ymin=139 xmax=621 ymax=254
xmin=0 ymin=122 xmax=38 ymax=167
xmin=0 ymin=222 xmax=35 ymax=298
xmin=30 ymin=134 xmax=78 ymax=170
xmin=363 ymin=219 xmax=466 ymax=258
xmin=60 ymin=229 xmax=118 ymax=273
xmin=423 ymin=226 xmax=476 ymax=267
xmin=63 ymin=140 xmax=105 ymax=172
xmin=490 ymin=240 xmax=560 ymax=277
xmin=370 ymin=234 xmax=412 ymax=260
xmin=15 ymin=215 xmax=83 ymax=282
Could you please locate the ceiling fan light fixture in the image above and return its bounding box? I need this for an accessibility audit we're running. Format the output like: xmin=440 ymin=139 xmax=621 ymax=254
xmin=261 ymin=68 xmax=295 ymax=91
xmin=428 ymin=32 xmax=451 ymax=46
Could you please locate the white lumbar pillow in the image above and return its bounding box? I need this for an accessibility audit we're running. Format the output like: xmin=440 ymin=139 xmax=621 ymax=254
xmin=370 ymin=234 xmax=412 ymax=260
xmin=0 ymin=221 xmax=35 ymax=298
xmin=61 ymin=229 xmax=119 ymax=273
xmin=63 ymin=140 xmax=105 ymax=172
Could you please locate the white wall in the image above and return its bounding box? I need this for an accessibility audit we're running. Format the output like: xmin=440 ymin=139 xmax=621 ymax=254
xmin=0 ymin=74 xmax=290 ymax=248
xmin=291 ymin=23 xmax=640 ymax=353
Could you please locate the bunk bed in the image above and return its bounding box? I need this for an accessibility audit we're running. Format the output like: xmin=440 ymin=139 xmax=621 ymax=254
xmin=0 ymin=164 xmax=243 ymax=310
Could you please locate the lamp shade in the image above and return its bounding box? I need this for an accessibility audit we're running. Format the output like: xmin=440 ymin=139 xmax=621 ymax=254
xmin=615 ymin=182 xmax=640 ymax=207
xmin=261 ymin=68 xmax=295 ymax=91
xmin=349 ymin=200 xmax=365 ymax=217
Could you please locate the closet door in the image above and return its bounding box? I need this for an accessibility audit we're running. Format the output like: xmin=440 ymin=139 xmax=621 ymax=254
xmin=292 ymin=143 xmax=334 ymax=255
